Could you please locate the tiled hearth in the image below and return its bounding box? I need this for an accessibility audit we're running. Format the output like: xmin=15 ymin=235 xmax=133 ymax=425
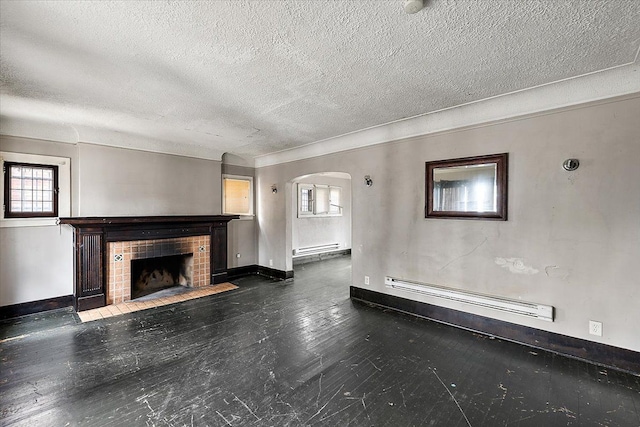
xmin=107 ymin=235 xmax=210 ymax=305
xmin=77 ymin=282 xmax=238 ymax=323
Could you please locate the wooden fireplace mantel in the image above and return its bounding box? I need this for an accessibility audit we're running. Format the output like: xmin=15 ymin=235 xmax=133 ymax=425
xmin=59 ymin=215 xmax=239 ymax=311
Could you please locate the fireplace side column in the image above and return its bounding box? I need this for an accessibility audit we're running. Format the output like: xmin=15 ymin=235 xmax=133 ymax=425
xmin=211 ymin=221 xmax=229 ymax=284
xmin=73 ymin=227 xmax=107 ymax=311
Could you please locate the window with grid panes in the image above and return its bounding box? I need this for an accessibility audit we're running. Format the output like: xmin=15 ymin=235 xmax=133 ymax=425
xmin=3 ymin=162 xmax=58 ymax=218
xmin=298 ymin=185 xmax=313 ymax=216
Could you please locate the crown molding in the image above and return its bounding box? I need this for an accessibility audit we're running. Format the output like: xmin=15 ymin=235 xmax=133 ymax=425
xmin=3 ymin=63 xmax=638 ymax=167
xmin=0 ymin=117 xmax=225 ymax=162
xmin=255 ymin=63 xmax=640 ymax=168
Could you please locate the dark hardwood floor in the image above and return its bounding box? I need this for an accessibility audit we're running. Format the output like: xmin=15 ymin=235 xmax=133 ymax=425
xmin=1 ymin=255 xmax=639 ymax=426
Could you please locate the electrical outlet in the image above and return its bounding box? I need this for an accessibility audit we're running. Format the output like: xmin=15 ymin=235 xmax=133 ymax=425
xmin=269 ymin=259 xmax=273 ymax=267
xmin=589 ymin=320 xmax=602 ymax=337
xmin=364 ymin=276 xmax=370 ymax=285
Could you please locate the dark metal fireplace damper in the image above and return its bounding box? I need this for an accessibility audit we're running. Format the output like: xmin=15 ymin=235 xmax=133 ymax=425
xmin=131 ymin=254 xmax=194 ymax=300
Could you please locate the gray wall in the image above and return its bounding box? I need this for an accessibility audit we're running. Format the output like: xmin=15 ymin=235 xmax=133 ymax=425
xmin=292 ymin=175 xmax=351 ymax=254
xmin=255 ymin=95 xmax=640 ymax=352
xmin=222 ymin=164 xmax=258 ymax=268
xmin=0 ymin=136 xmax=77 ymax=307
xmin=0 ymin=139 xmax=224 ymax=306
xmin=77 ymin=144 xmax=221 ymax=216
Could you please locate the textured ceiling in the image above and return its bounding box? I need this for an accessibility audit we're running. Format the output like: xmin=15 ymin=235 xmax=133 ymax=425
xmin=1 ymin=1 xmax=639 ymax=162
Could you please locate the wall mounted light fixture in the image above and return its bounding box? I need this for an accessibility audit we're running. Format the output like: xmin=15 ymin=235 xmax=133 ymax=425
xmin=364 ymin=175 xmax=373 ymax=187
xmin=404 ymin=0 xmax=424 ymax=14
xmin=271 ymin=184 xmax=278 ymax=194
xmin=562 ymin=159 xmax=580 ymax=171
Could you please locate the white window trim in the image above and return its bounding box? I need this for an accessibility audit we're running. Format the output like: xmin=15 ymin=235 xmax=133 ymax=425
xmin=222 ymin=174 xmax=254 ymax=218
xmin=328 ymin=185 xmax=343 ymax=216
xmin=297 ymin=183 xmax=342 ymax=218
xmin=298 ymin=184 xmax=314 ymax=217
xmin=1 ymin=152 xmax=71 ymax=228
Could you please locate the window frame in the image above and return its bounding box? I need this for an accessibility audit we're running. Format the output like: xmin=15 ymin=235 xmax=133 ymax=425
xmin=1 ymin=152 xmax=71 ymax=228
xmin=328 ymin=186 xmax=342 ymax=215
xmin=297 ymin=183 xmax=342 ymax=218
xmin=222 ymin=174 xmax=254 ymax=217
xmin=298 ymin=184 xmax=314 ymax=217
xmin=3 ymin=161 xmax=59 ymax=218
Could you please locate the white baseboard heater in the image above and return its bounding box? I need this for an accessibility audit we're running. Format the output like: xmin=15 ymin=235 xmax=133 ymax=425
xmin=293 ymin=243 xmax=340 ymax=256
xmin=385 ymin=276 xmax=554 ymax=322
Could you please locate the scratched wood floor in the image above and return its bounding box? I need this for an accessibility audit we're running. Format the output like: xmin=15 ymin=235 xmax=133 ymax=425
xmin=1 ymin=255 xmax=639 ymax=426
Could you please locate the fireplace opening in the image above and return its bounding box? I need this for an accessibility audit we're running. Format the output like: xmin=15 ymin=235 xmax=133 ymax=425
xmin=131 ymin=254 xmax=194 ymax=300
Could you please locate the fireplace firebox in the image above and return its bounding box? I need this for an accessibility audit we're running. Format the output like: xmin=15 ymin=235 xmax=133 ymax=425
xmin=131 ymin=253 xmax=194 ymax=300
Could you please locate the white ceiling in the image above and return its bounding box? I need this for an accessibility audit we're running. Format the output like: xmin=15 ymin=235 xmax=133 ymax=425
xmin=1 ymin=1 xmax=639 ymax=164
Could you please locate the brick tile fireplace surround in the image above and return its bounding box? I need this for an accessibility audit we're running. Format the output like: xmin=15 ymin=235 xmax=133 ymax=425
xmin=59 ymin=216 xmax=238 ymax=311
xmin=107 ymin=236 xmax=210 ymax=305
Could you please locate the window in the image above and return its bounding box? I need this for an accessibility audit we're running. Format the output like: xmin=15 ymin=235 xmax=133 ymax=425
xmin=4 ymin=162 xmax=59 ymax=218
xmin=222 ymin=175 xmax=253 ymax=216
xmin=1 ymin=152 xmax=70 ymax=227
xmin=298 ymin=184 xmax=342 ymax=217
xmin=299 ymin=185 xmax=313 ymax=215
xmin=329 ymin=186 xmax=341 ymax=215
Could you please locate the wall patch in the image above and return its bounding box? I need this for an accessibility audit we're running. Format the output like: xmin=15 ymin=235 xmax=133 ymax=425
xmin=495 ymin=257 xmax=539 ymax=275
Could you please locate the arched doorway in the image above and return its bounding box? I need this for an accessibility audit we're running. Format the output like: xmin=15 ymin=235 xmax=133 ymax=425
xmin=285 ymin=172 xmax=352 ymax=274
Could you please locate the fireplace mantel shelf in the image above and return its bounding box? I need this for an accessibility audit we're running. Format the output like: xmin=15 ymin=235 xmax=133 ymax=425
xmin=59 ymin=215 xmax=239 ymax=311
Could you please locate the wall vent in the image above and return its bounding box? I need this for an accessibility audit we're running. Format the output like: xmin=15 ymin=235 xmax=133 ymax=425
xmin=385 ymin=276 xmax=554 ymax=322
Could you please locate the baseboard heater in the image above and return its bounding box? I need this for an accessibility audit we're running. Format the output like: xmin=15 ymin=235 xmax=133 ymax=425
xmin=293 ymin=243 xmax=340 ymax=256
xmin=385 ymin=276 xmax=554 ymax=322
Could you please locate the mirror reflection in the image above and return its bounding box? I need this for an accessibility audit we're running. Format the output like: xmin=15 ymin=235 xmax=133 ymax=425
xmin=433 ymin=163 xmax=497 ymax=213
xmin=425 ymin=153 xmax=507 ymax=220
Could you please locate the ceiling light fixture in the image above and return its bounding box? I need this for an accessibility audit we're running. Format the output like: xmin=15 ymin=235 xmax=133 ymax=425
xmin=404 ymin=0 xmax=423 ymax=14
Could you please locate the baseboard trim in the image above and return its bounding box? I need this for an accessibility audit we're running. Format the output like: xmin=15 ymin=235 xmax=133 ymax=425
xmin=226 ymin=265 xmax=260 ymax=280
xmin=227 ymin=265 xmax=294 ymax=281
xmin=76 ymin=294 xmax=106 ymax=312
xmin=350 ymin=286 xmax=640 ymax=376
xmin=0 ymin=295 xmax=73 ymax=320
xmin=257 ymin=266 xmax=294 ymax=280
xmin=293 ymin=249 xmax=351 ymax=265
xmin=212 ymin=272 xmax=229 ymax=284
xmin=2 ymin=266 xmax=295 ymax=318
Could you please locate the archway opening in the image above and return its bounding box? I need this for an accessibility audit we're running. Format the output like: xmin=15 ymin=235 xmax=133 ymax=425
xmin=285 ymin=172 xmax=352 ymax=274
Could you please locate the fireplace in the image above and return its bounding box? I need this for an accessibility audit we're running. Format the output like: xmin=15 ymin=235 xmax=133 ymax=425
xmin=59 ymin=215 xmax=238 ymax=311
xmin=131 ymin=253 xmax=193 ymax=299
xmin=106 ymin=235 xmax=210 ymax=305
